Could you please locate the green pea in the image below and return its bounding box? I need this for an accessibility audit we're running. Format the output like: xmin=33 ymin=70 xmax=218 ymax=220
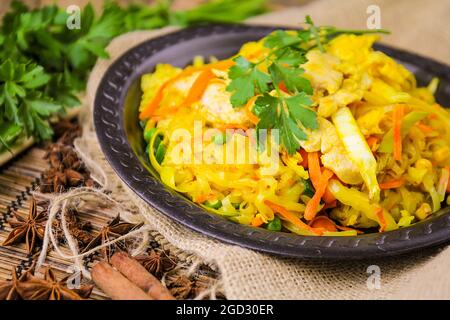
xmin=266 ymin=216 xmax=282 ymax=231
xmin=213 ymin=132 xmax=227 ymax=145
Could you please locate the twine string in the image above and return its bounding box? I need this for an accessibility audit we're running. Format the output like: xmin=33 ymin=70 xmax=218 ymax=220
xmin=36 ymin=187 xmax=150 ymax=276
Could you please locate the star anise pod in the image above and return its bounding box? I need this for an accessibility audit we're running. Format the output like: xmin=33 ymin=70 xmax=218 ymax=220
xmin=1 ymin=269 xmax=23 ymax=300
xmin=136 ymin=249 xmax=177 ymax=278
xmin=82 ymin=214 xmax=143 ymax=260
xmin=2 ymin=198 xmax=47 ymax=254
xmin=40 ymin=144 xmax=94 ymax=193
xmin=0 ymin=278 xmax=17 ymax=301
xmin=53 ymin=208 xmax=93 ymax=248
xmin=191 ymin=273 xmax=226 ymax=300
xmin=17 ymin=268 xmax=93 ymax=300
xmin=52 ymin=120 xmax=82 ymax=146
xmin=166 ymin=275 xmax=194 ymax=300
xmin=0 ymin=264 xmax=36 ymax=301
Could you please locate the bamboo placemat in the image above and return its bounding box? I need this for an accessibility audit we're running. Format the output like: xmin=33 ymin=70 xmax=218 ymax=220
xmin=0 ymin=142 xmax=222 ymax=300
xmin=0 ymin=146 xmax=110 ymax=299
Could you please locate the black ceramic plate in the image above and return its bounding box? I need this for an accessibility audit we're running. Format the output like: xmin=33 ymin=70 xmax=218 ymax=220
xmin=94 ymin=24 xmax=450 ymax=259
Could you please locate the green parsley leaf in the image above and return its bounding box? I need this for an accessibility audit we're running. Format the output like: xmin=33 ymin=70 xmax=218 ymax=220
xmin=285 ymin=93 xmax=317 ymax=130
xmin=264 ymin=30 xmax=301 ymax=50
xmin=279 ymin=108 xmax=307 ymax=154
xmin=0 ymin=123 xmax=22 ymax=152
xmin=226 ymin=56 xmax=271 ymax=107
xmin=20 ymin=65 xmax=51 ymax=89
xmin=26 ymin=99 xmax=61 ymax=117
xmin=253 ymin=93 xmax=278 ymax=129
xmin=275 ymin=47 xmax=307 ymax=67
xmin=227 ymin=16 xmax=388 ymax=154
xmin=268 ymin=62 xmax=312 ymax=94
xmin=305 ymin=15 xmax=324 ymax=52
xmin=253 ymin=93 xmax=309 ymax=155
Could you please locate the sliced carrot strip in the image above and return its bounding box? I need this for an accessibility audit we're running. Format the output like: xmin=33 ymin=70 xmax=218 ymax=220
xmin=379 ymin=178 xmax=406 ymax=189
xmin=264 ymin=200 xmax=322 ymax=235
xmin=323 ymin=189 xmax=336 ymax=204
xmin=307 ymin=152 xmax=335 ymax=203
xmin=299 ymin=149 xmax=308 ymax=168
xmin=309 ymin=216 xmax=337 ymax=232
xmin=153 ymin=105 xmax=180 ymax=117
xmin=139 ymin=85 xmax=166 ymax=120
xmin=322 ymin=200 xmax=337 ymax=210
xmin=139 ymin=66 xmax=199 ymax=120
xmin=251 ymin=216 xmax=264 ymax=227
xmin=393 ymin=104 xmax=404 ymax=161
xmin=304 ymin=169 xmax=334 ymax=221
xmin=366 ymin=136 xmax=379 ymax=151
xmin=139 ymin=60 xmax=231 ymax=120
xmin=416 ymin=123 xmax=434 ymax=134
xmin=195 ymin=194 xmax=215 ymax=204
xmin=307 ymin=152 xmax=321 ymax=189
xmin=446 ymin=166 xmax=450 ymax=193
xmin=208 ymin=59 xmax=235 ymax=71
xmin=374 ymin=207 xmax=387 ymax=232
xmin=310 ymin=216 xmax=363 ymax=234
xmin=322 ymin=168 xmax=336 ymax=204
xmin=244 ymin=96 xmax=260 ymax=125
xmin=183 ymin=68 xmax=215 ymax=106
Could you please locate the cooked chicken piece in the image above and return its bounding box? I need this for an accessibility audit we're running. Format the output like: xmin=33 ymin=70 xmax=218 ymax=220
xmin=303 ymin=50 xmax=343 ymax=95
xmin=199 ymin=82 xmax=248 ymax=124
xmin=300 ymin=117 xmax=363 ymax=184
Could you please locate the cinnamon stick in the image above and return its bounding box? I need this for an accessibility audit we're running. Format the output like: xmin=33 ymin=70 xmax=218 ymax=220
xmin=111 ymin=251 xmax=175 ymax=300
xmin=91 ymin=261 xmax=153 ymax=300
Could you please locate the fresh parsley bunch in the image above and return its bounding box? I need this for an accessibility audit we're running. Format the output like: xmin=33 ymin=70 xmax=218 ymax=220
xmin=0 ymin=2 xmax=121 ymax=150
xmin=0 ymin=0 xmax=267 ymax=152
xmin=226 ymin=16 xmax=388 ymax=155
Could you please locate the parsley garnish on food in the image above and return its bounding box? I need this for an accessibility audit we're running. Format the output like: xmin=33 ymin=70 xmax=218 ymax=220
xmin=226 ymin=16 xmax=389 ymax=154
xmin=0 ymin=0 xmax=268 ymax=152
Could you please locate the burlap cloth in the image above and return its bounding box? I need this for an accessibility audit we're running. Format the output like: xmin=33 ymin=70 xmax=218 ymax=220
xmin=77 ymin=0 xmax=450 ymax=299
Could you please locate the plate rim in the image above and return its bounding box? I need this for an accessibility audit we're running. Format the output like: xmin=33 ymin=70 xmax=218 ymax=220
xmin=93 ymin=24 xmax=450 ymax=259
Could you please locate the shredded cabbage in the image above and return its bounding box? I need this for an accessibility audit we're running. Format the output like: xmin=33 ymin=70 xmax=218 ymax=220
xmin=137 ymin=33 xmax=450 ymax=236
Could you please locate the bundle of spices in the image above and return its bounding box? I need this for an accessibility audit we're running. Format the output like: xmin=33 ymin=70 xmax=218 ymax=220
xmin=52 ymin=207 xmax=94 ymax=248
xmin=51 ymin=120 xmax=82 ymax=147
xmin=136 ymin=248 xmax=177 ymax=278
xmin=40 ymin=143 xmax=94 ymax=193
xmin=166 ymin=269 xmax=224 ymax=300
xmin=0 ymin=265 xmax=93 ymax=300
xmin=82 ymin=215 xmax=143 ymax=261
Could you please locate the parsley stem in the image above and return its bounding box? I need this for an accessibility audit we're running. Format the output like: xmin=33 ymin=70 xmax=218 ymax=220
xmin=273 ymin=82 xmax=288 ymax=115
xmin=325 ymin=27 xmax=391 ymax=36
xmin=0 ymin=136 xmax=11 ymax=153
